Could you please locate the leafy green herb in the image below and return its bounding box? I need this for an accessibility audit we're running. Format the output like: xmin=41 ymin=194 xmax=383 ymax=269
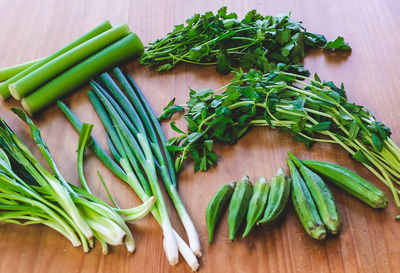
xmin=323 ymin=37 xmax=351 ymax=50
xmin=161 ymin=69 xmax=400 ymax=208
xmin=139 ymin=7 xmax=350 ymax=75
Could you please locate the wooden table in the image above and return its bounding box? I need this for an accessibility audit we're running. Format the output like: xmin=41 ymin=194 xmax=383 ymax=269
xmin=1 ymin=0 xmax=399 ymax=272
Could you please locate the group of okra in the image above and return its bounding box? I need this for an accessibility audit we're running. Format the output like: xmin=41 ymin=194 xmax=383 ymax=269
xmin=206 ymin=152 xmax=388 ymax=242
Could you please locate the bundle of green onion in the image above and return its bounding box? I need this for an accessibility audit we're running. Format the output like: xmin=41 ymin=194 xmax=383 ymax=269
xmin=58 ymin=68 xmax=200 ymax=270
xmin=0 ymin=108 xmax=155 ymax=254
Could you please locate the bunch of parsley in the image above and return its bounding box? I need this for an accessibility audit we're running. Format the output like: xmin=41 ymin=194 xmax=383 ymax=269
xmin=161 ymin=69 xmax=400 ymax=206
xmin=139 ymin=7 xmax=350 ymax=75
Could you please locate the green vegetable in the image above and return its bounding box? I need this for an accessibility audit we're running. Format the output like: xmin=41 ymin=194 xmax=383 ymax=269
xmin=206 ymin=181 xmax=236 ymax=243
xmin=9 ymin=23 xmax=131 ymax=100
xmin=140 ymin=7 xmax=350 ymax=75
xmin=287 ymin=158 xmax=327 ymax=240
xmin=323 ymin=37 xmax=351 ymax=50
xmin=58 ymin=69 xmax=200 ymax=269
xmin=97 ymin=70 xmax=200 ymax=256
xmin=59 ymin=101 xmax=200 ymax=270
xmin=258 ymin=168 xmax=290 ymax=225
xmin=302 ymin=160 xmax=388 ymax=208
xmin=21 ymin=33 xmax=144 ymax=116
xmin=0 ymin=20 xmax=112 ymax=100
xmin=0 ymin=58 xmax=41 ymax=82
xmin=89 ymin=83 xmax=178 ymax=263
xmin=0 ymin=108 xmax=155 ymax=254
xmin=228 ymin=175 xmax=252 ymax=241
xmin=163 ymin=69 xmax=400 ymax=209
xmin=243 ymin=177 xmax=269 ymax=237
xmin=124 ymin=72 xmax=177 ymax=188
xmin=288 ymin=153 xmax=341 ymax=234
xmin=77 ymin=123 xmax=95 ymax=194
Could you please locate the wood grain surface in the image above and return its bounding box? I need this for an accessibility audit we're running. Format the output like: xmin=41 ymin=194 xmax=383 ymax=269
xmin=1 ymin=0 xmax=400 ymax=272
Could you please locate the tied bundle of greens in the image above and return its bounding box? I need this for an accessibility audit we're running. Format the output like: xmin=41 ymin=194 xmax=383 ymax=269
xmin=58 ymin=68 xmax=200 ymax=271
xmin=162 ymin=69 xmax=400 ymax=208
xmin=0 ymin=109 xmax=155 ymax=254
xmin=139 ymin=7 xmax=350 ymax=75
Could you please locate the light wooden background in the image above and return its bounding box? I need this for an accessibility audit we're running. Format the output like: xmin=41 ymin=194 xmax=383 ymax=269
xmin=0 ymin=0 xmax=400 ymax=272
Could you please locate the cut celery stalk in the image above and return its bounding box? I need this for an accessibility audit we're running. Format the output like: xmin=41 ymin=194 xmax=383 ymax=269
xmin=0 ymin=58 xmax=42 ymax=82
xmin=0 ymin=20 xmax=112 ymax=100
xmin=9 ymin=23 xmax=130 ymax=100
xmin=21 ymin=33 xmax=144 ymax=115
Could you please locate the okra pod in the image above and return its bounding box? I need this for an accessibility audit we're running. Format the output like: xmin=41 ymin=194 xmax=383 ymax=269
xmin=258 ymin=168 xmax=290 ymax=225
xmin=243 ymin=177 xmax=269 ymax=237
xmin=228 ymin=175 xmax=253 ymax=241
xmin=288 ymin=153 xmax=341 ymax=234
xmin=302 ymin=160 xmax=388 ymax=208
xmin=287 ymin=158 xmax=327 ymax=240
xmin=206 ymin=182 xmax=236 ymax=244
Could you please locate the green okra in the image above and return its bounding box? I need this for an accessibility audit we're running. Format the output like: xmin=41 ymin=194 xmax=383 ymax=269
xmin=288 ymin=153 xmax=341 ymax=234
xmin=228 ymin=175 xmax=253 ymax=241
xmin=258 ymin=168 xmax=291 ymax=225
xmin=242 ymin=177 xmax=269 ymax=237
xmin=287 ymin=158 xmax=327 ymax=240
xmin=206 ymin=181 xmax=236 ymax=244
xmin=302 ymin=160 xmax=388 ymax=208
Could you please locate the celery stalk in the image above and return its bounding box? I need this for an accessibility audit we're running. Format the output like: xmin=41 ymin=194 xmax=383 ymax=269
xmin=9 ymin=24 xmax=130 ymax=100
xmin=0 ymin=58 xmax=41 ymax=82
xmin=22 ymin=33 xmax=144 ymax=115
xmin=0 ymin=20 xmax=112 ymax=100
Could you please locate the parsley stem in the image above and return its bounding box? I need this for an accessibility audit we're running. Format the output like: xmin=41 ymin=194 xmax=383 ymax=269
xmin=168 ymin=53 xmax=217 ymax=65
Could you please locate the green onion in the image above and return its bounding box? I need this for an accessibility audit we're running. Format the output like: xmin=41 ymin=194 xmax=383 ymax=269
xmin=21 ymin=33 xmax=144 ymax=116
xmin=9 ymin=24 xmax=130 ymax=100
xmin=89 ymin=83 xmax=179 ymax=264
xmin=0 ymin=108 xmax=155 ymax=254
xmin=58 ymin=77 xmax=201 ymax=270
xmin=0 ymin=20 xmax=112 ymax=100
xmin=125 ymin=73 xmax=177 ymax=188
xmin=57 ymin=100 xmax=127 ymax=181
xmin=0 ymin=58 xmax=41 ymax=82
xmin=114 ymin=69 xmax=201 ymax=256
xmin=77 ymin=123 xmax=95 ymax=194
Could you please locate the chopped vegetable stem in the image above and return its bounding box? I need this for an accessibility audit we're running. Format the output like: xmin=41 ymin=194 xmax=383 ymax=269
xmin=10 ymin=23 xmax=131 ymax=100
xmin=22 ymin=33 xmax=144 ymax=115
xmin=0 ymin=20 xmax=113 ymax=100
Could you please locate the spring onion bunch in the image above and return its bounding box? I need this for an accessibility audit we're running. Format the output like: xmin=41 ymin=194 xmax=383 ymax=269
xmin=161 ymin=69 xmax=400 ymax=208
xmin=0 ymin=108 xmax=155 ymax=254
xmin=58 ymin=68 xmax=200 ymax=271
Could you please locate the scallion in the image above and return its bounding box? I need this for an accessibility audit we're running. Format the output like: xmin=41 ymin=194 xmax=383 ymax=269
xmin=58 ymin=71 xmax=201 ymax=270
xmin=0 ymin=108 xmax=155 ymax=254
